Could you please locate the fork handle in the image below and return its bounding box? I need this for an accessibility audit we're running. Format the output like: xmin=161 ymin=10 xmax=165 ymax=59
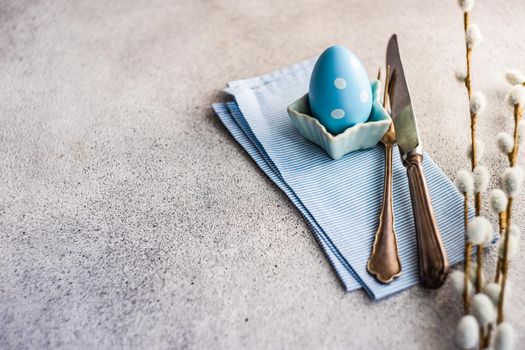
xmin=405 ymin=153 xmax=449 ymax=288
xmin=367 ymin=143 xmax=401 ymax=283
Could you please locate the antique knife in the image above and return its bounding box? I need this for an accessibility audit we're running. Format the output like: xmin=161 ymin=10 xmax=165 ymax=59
xmin=386 ymin=34 xmax=450 ymax=288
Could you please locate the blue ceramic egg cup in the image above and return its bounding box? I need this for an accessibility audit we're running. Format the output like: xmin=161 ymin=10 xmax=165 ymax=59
xmin=287 ymin=80 xmax=391 ymax=160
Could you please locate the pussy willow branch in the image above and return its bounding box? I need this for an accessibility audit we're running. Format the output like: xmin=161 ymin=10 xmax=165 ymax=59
xmin=497 ymin=104 xmax=523 ymax=324
xmin=461 ymin=10 xmax=490 ymax=348
xmin=510 ymin=105 xmax=522 ymax=166
xmin=462 ymin=10 xmax=484 ymax=298
xmin=464 ymin=13 xmax=472 ymax=100
xmin=494 ymin=212 xmax=506 ymax=283
xmin=463 ymin=193 xmax=472 ymax=313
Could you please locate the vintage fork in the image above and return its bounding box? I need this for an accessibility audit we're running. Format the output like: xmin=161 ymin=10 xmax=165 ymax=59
xmin=367 ymin=66 xmax=402 ymax=284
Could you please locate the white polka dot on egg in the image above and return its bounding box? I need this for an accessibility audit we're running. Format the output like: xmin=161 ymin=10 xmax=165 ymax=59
xmin=334 ymin=77 xmax=347 ymax=89
xmin=360 ymin=90 xmax=368 ymax=103
xmin=331 ymin=109 xmax=345 ymax=119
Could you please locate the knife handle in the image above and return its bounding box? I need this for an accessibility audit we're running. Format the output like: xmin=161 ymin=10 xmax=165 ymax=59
xmin=405 ymin=153 xmax=449 ymax=288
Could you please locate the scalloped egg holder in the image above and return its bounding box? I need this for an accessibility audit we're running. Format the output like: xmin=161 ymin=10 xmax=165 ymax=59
xmin=287 ymin=80 xmax=391 ymax=160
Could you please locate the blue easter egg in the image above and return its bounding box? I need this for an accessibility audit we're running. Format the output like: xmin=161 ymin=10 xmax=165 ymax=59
xmin=308 ymin=46 xmax=373 ymax=135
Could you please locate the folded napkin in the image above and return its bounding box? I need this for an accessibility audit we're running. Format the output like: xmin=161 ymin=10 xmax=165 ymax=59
xmin=213 ymin=58 xmax=467 ymax=299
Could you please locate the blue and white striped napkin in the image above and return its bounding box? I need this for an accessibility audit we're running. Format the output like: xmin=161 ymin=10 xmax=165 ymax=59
xmin=213 ymin=58 xmax=467 ymax=299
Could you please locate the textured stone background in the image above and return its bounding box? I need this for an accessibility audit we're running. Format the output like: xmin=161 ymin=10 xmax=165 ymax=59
xmin=1 ymin=0 xmax=524 ymax=349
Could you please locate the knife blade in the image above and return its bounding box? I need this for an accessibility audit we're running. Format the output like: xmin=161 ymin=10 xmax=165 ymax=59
xmin=386 ymin=35 xmax=422 ymax=160
xmin=386 ymin=34 xmax=450 ymax=288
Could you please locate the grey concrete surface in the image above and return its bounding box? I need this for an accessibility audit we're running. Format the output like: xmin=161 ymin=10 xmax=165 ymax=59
xmin=1 ymin=0 xmax=525 ymax=349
